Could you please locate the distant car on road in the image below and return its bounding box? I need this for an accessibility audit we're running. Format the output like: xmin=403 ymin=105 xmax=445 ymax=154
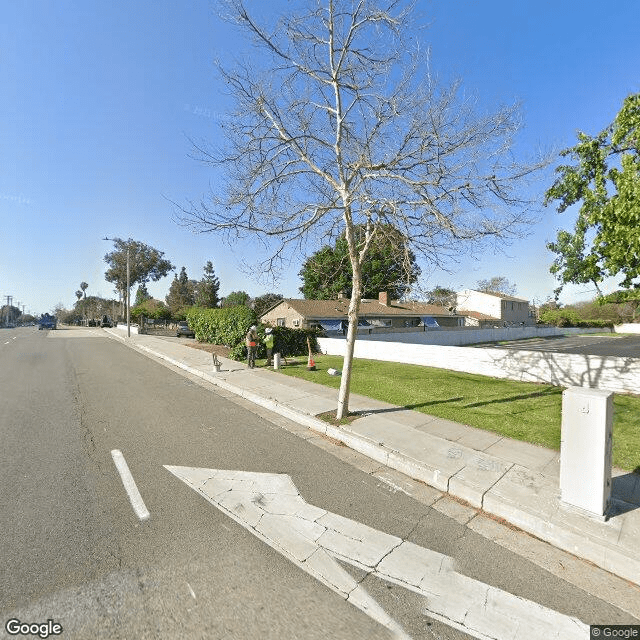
xmin=101 ymin=316 xmax=113 ymax=328
xmin=176 ymin=321 xmax=195 ymax=338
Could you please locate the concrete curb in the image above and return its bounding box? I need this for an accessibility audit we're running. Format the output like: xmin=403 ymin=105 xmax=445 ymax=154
xmin=105 ymin=330 xmax=640 ymax=587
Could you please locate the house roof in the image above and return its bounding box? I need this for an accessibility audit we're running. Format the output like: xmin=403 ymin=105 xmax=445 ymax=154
xmin=459 ymin=289 xmax=529 ymax=303
xmin=260 ymin=298 xmax=459 ymax=320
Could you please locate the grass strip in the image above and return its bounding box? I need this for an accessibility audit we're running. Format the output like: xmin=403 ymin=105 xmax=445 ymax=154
xmin=258 ymin=355 xmax=639 ymax=473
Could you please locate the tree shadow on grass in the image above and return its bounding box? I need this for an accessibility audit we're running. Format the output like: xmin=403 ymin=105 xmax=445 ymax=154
xmin=462 ymin=387 xmax=560 ymax=409
xmin=353 ymin=397 xmax=465 ymax=416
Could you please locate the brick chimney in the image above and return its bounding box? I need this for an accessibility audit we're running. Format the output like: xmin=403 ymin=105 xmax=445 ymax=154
xmin=379 ymin=291 xmax=390 ymax=306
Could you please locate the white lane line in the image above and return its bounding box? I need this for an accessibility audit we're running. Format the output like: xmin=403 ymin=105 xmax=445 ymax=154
xmin=111 ymin=449 xmax=150 ymax=521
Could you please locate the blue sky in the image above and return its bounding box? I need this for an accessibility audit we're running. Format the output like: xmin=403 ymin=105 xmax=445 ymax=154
xmin=1 ymin=0 xmax=639 ymax=316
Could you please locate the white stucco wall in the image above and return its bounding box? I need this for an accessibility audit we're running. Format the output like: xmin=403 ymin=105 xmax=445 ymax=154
xmin=317 ymin=337 xmax=640 ymax=395
xmin=456 ymin=289 xmax=533 ymax=325
xmin=457 ymin=290 xmax=500 ymax=318
xmin=615 ymin=324 xmax=640 ymax=334
xmin=354 ymin=325 xmax=609 ymax=346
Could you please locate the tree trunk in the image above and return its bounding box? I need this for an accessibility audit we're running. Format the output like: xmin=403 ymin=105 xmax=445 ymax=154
xmin=336 ymin=262 xmax=362 ymax=420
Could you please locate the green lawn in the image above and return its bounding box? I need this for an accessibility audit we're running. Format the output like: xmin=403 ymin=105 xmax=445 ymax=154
xmin=260 ymin=354 xmax=640 ymax=473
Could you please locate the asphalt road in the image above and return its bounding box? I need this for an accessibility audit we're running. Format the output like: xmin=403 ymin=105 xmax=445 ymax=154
xmin=0 ymin=327 xmax=636 ymax=639
xmin=478 ymin=333 xmax=640 ymax=357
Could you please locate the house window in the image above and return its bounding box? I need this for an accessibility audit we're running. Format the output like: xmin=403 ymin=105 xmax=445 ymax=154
xmin=277 ymin=318 xmax=285 ymax=327
xmin=293 ymin=319 xmax=300 ymax=327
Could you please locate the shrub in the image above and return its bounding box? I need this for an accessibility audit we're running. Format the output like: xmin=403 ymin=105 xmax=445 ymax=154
xmin=187 ymin=306 xmax=256 ymax=344
xmin=186 ymin=306 xmax=321 ymax=362
xmin=539 ymin=308 xmax=613 ymax=328
xmin=267 ymin=326 xmax=320 ymax=359
xmin=131 ymin=299 xmax=171 ymax=321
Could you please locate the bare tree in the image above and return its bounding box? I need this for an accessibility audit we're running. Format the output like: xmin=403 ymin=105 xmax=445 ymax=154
xmin=178 ymin=0 xmax=548 ymax=418
xmin=476 ymin=276 xmax=518 ymax=297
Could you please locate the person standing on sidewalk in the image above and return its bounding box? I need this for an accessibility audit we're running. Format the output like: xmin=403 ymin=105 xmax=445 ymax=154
xmin=264 ymin=327 xmax=274 ymax=367
xmin=246 ymin=325 xmax=258 ymax=369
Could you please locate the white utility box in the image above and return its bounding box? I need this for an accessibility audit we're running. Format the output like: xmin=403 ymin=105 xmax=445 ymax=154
xmin=560 ymin=387 xmax=613 ymax=516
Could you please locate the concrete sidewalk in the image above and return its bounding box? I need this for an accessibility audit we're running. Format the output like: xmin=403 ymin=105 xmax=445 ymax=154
xmin=106 ymin=328 xmax=640 ymax=589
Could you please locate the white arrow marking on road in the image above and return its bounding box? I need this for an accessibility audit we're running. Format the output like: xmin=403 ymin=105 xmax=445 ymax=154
xmin=165 ymin=467 xmax=588 ymax=640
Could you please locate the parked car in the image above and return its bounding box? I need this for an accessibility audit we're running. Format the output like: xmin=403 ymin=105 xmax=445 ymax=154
xmin=101 ymin=316 xmax=113 ymax=328
xmin=176 ymin=321 xmax=195 ymax=338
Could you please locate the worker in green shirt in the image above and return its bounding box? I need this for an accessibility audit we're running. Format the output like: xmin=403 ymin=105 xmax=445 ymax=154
xmin=264 ymin=327 xmax=274 ymax=367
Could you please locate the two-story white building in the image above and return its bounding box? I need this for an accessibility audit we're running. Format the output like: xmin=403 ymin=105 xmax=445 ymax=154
xmin=456 ymin=289 xmax=535 ymax=327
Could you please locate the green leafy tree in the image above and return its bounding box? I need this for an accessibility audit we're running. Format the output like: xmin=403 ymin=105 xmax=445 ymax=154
xmin=252 ymin=293 xmax=283 ymax=317
xmin=74 ymin=296 xmax=117 ymax=321
xmin=194 ymin=261 xmax=220 ymax=308
xmin=80 ymin=282 xmax=89 ymax=299
xmin=104 ymin=238 xmax=175 ymax=305
xmin=476 ymin=276 xmax=517 ymax=297
xmin=165 ymin=267 xmax=196 ymax=316
xmin=299 ymin=225 xmax=420 ymax=300
xmin=2 ymin=305 xmax=21 ymax=325
xmin=597 ymin=289 xmax=640 ymax=322
xmin=222 ymin=291 xmax=250 ymax=307
xmin=545 ymin=93 xmax=640 ymax=298
xmin=135 ymin=283 xmax=152 ymax=306
xmin=130 ymin=298 xmax=172 ymax=321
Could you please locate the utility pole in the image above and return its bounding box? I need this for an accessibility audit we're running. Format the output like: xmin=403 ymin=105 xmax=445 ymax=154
xmin=4 ymin=295 xmax=12 ymax=326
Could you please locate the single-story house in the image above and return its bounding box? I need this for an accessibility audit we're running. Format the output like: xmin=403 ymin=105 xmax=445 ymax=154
xmin=456 ymin=289 xmax=535 ymax=327
xmin=259 ymin=292 xmax=465 ymax=332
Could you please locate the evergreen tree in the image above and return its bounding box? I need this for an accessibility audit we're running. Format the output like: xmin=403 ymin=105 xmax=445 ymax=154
xmin=299 ymin=225 xmax=420 ymax=300
xmin=194 ymin=261 xmax=220 ymax=308
xmin=165 ymin=267 xmax=196 ymax=315
xmin=135 ymin=283 xmax=152 ymax=306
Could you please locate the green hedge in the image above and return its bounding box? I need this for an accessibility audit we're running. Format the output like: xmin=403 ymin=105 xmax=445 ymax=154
xmin=539 ymin=309 xmax=614 ymax=329
xmin=264 ymin=326 xmax=321 ymax=360
xmin=186 ymin=305 xmax=256 ymax=349
xmin=185 ymin=306 xmax=320 ymax=361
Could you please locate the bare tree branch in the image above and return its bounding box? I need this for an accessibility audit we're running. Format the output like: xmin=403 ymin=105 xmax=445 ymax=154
xmin=176 ymin=0 xmax=550 ymax=417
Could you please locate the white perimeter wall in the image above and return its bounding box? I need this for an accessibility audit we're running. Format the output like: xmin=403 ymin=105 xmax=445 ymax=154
xmin=615 ymin=324 xmax=640 ymax=334
xmin=317 ymin=336 xmax=640 ymax=395
xmin=355 ymin=325 xmax=609 ymax=346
